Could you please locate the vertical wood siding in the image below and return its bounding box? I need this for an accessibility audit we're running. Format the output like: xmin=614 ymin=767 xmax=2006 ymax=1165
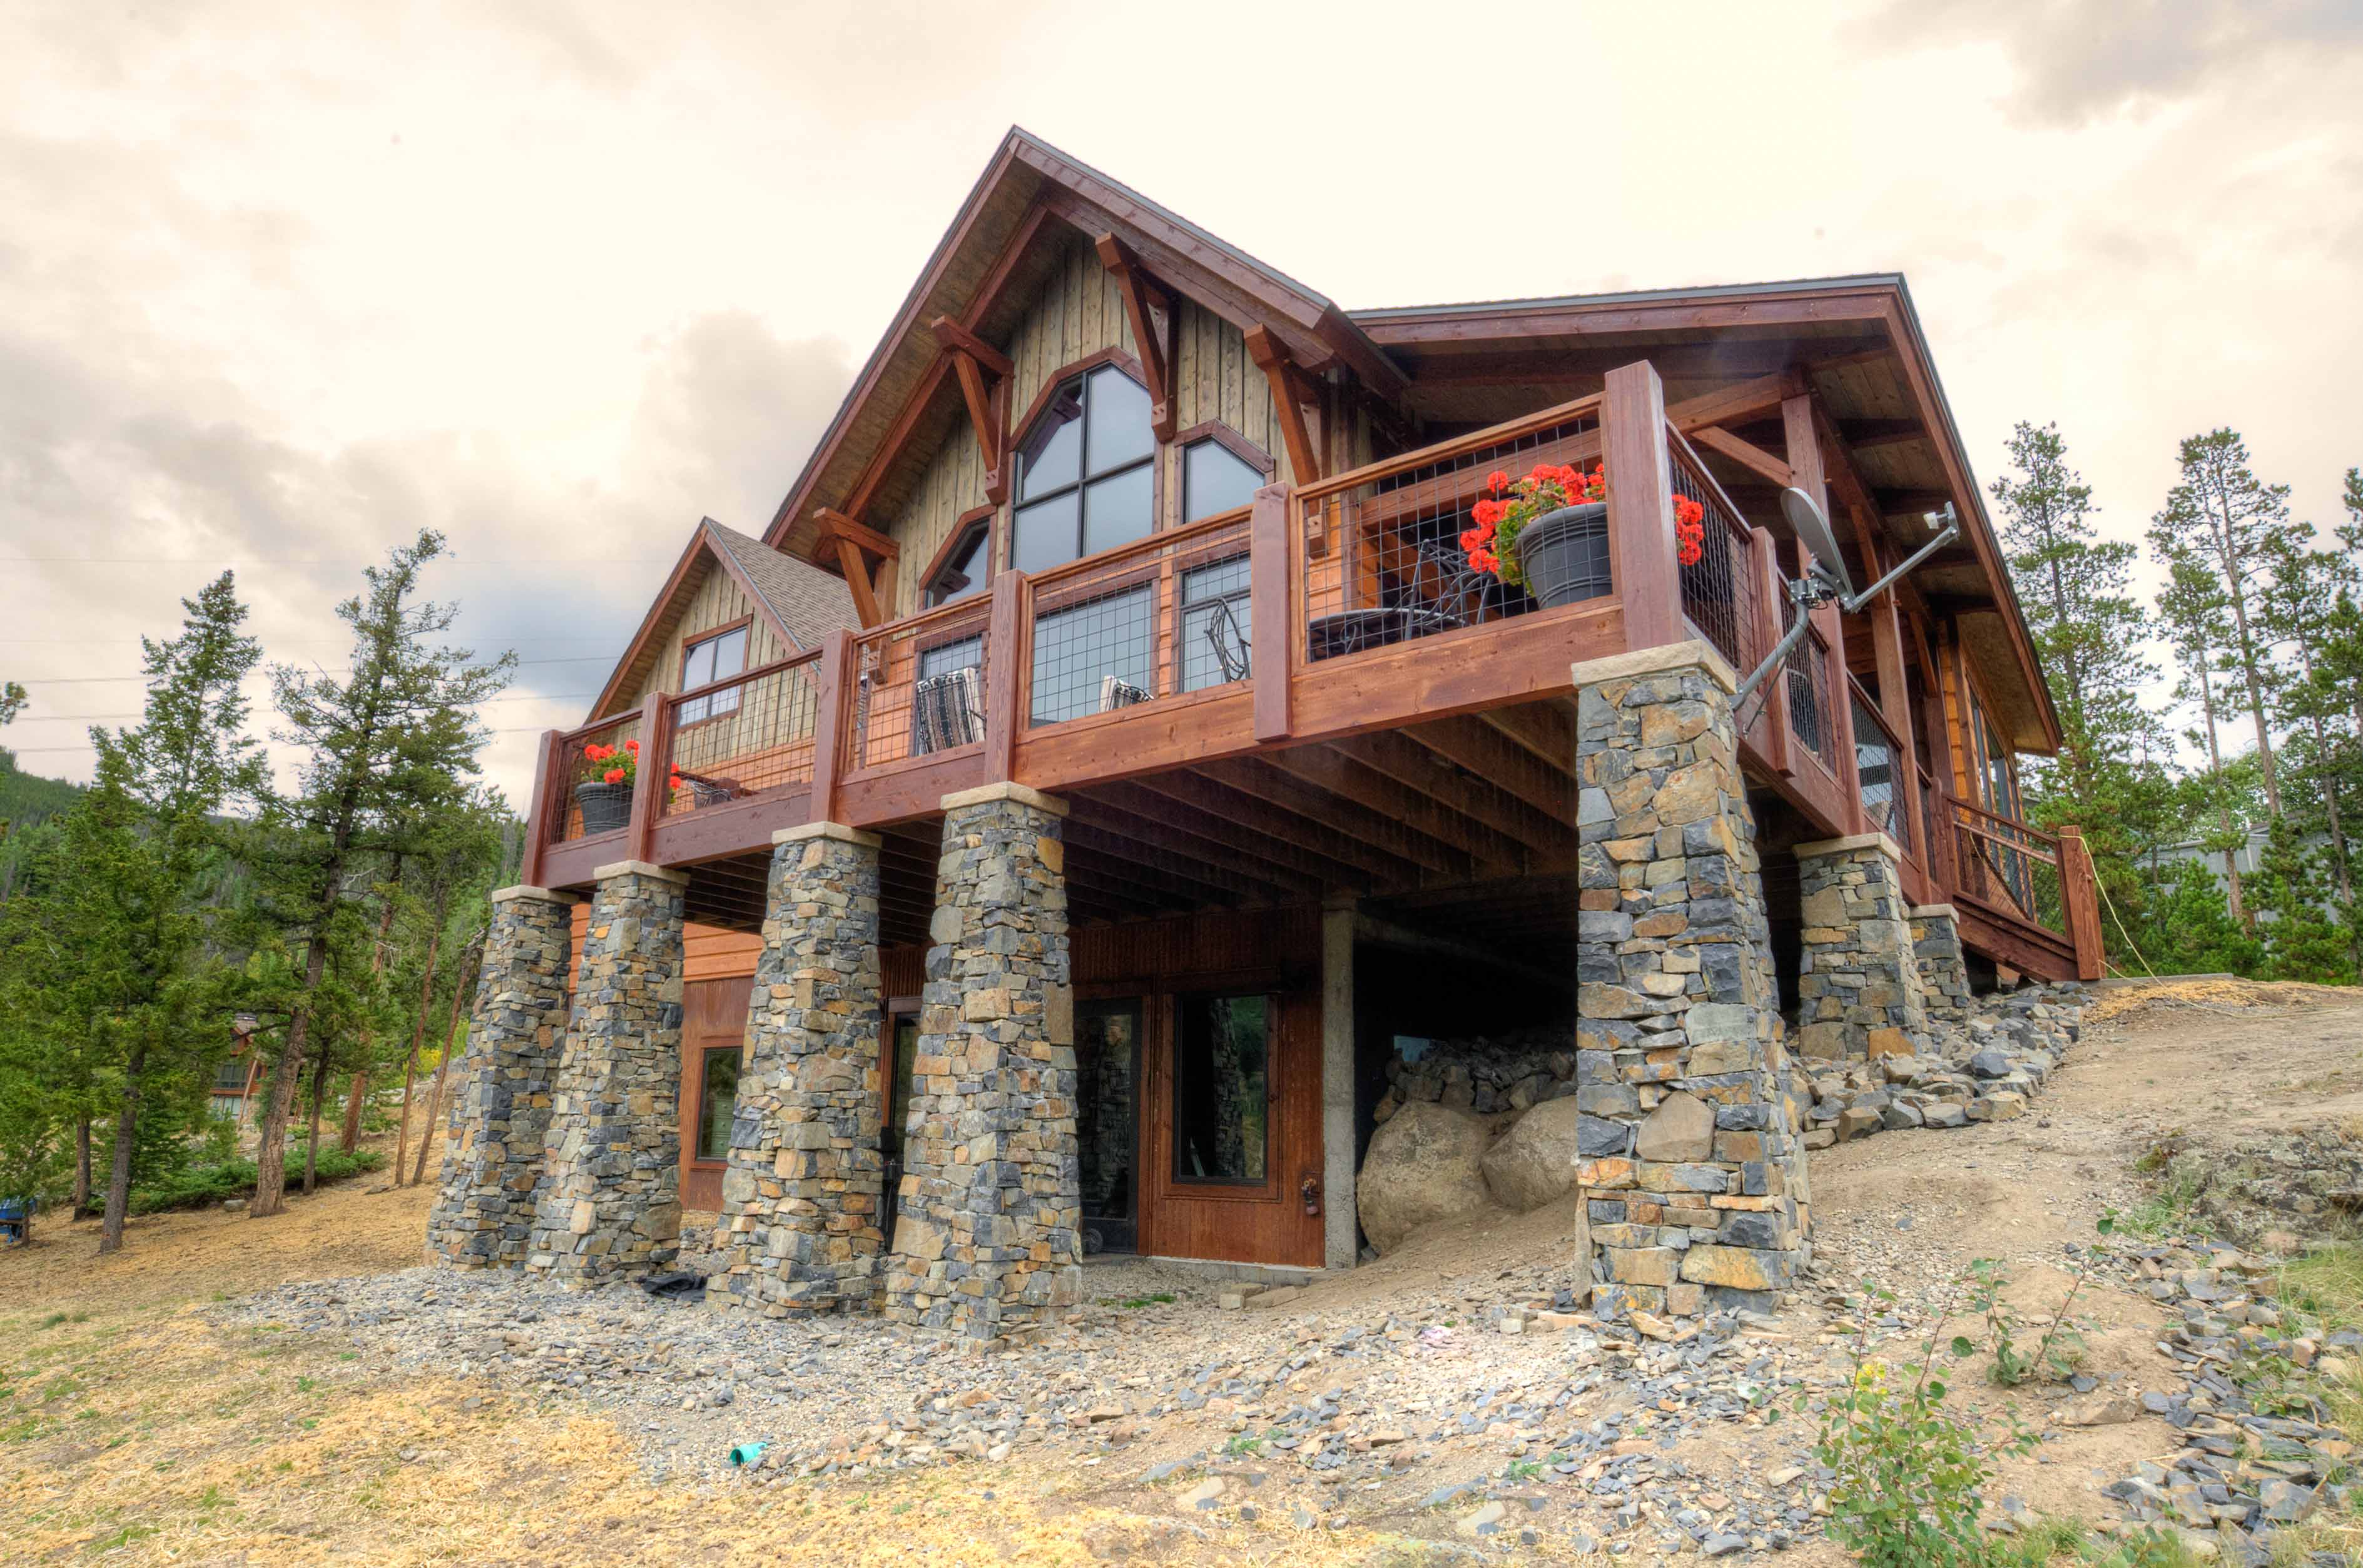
xmin=887 ymin=423 xmax=991 ymax=615
xmin=621 ymin=559 xmax=791 ymax=709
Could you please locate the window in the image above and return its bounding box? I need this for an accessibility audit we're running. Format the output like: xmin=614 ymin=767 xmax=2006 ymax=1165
xmin=1012 ymin=364 xmax=1154 ymax=574
xmin=678 ymin=625 xmax=748 ymax=724
xmin=1182 ymin=436 xmax=1266 ymax=522
xmin=926 ymin=516 xmax=992 ymax=607
xmin=1179 ymin=554 xmax=1252 ymax=690
xmin=1981 ymin=717 xmax=2019 ymax=818
xmin=695 ymin=1046 xmax=741 ymax=1161
xmin=1173 ymin=993 xmax=1271 ymax=1185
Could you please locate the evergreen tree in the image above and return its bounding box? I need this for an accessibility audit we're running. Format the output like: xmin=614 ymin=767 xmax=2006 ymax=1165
xmin=2148 ymin=430 xmax=2294 ymax=821
xmin=2260 ymin=532 xmax=2362 ymax=904
xmin=2158 ymin=562 xmax=2252 ymax=926
xmin=2249 ymin=817 xmax=2355 ymax=984
xmin=245 ymin=532 xmax=511 ymax=1219
xmin=0 ymin=682 xmax=25 ymax=725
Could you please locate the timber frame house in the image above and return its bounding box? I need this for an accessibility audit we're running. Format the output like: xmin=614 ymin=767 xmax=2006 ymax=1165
xmin=430 ymin=129 xmax=2098 ymax=1333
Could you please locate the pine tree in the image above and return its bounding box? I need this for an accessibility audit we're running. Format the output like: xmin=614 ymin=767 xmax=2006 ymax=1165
xmin=2260 ymin=532 xmax=2362 ymax=905
xmin=0 ymin=682 xmax=24 ymax=725
xmin=2148 ymin=430 xmax=2294 ymax=821
xmin=245 ymin=532 xmax=511 ymax=1220
xmin=2158 ymin=562 xmax=2252 ymax=928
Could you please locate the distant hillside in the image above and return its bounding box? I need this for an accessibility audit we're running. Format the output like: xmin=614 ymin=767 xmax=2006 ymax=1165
xmin=0 ymin=747 xmax=85 ymax=894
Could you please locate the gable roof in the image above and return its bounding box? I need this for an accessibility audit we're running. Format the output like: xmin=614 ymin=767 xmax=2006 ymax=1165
xmin=590 ymin=518 xmax=858 ymax=720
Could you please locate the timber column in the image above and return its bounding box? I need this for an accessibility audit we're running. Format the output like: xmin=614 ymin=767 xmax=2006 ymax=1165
xmin=708 ymin=823 xmax=886 ymax=1317
xmin=524 ymin=861 xmax=688 ymax=1287
xmin=427 ymin=885 xmax=575 ymax=1268
xmin=1793 ymin=834 xmax=1929 ymax=1060
xmin=1573 ymin=642 xmax=1809 ymax=1322
xmin=882 ymin=784 xmax=1080 ymax=1341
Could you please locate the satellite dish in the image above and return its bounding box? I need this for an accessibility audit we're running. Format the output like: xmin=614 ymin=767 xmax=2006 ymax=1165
xmin=1780 ymin=486 xmax=1855 ymax=600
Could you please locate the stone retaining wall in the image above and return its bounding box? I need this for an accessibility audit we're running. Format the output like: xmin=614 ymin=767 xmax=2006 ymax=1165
xmin=1794 ymin=834 xmax=1928 ymax=1061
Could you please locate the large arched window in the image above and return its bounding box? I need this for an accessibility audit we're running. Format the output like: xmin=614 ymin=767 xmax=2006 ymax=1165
xmin=1012 ymin=362 xmax=1154 ymax=574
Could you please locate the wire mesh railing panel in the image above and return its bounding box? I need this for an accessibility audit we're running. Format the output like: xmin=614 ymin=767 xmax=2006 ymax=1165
xmin=1778 ymin=587 xmax=1834 ymax=767
xmin=550 ymin=712 xmax=644 ymax=844
xmin=1297 ymin=413 xmax=1603 ymax=665
xmin=1849 ymin=686 xmax=1913 ymax=859
xmin=1025 ymin=513 xmax=1252 ymax=729
xmin=846 ymin=609 xmax=991 ymax=771
xmin=659 ymin=655 xmax=823 ymax=817
xmin=1670 ymin=435 xmax=1759 ymax=673
xmin=1949 ymin=800 xmax=2066 ymax=936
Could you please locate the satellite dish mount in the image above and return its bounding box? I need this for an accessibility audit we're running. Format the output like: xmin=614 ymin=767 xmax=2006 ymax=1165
xmin=1733 ymin=489 xmax=1962 ymax=702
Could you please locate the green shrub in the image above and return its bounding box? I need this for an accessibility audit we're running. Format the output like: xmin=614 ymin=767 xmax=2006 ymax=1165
xmin=129 ymin=1146 xmax=383 ymax=1215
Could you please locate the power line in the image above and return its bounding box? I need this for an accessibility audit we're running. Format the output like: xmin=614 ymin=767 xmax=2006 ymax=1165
xmin=8 ymin=722 xmax=558 ymax=757
xmin=13 ymin=654 xmax=619 ymax=686
xmin=3 ymin=557 xmax=676 ymax=566
xmin=12 ymin=691 xmax=600 ymax=723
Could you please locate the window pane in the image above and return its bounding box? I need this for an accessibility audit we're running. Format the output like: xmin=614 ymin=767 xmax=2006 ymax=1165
xmin=1082 ymin=466 xmax=1153 ymax=555
xmin=1173 ymin=994 xmax=1269 ymax=1183
xmin=1184 ymin=438 xmax=1264 ymax=521
xmin=918 ymin=634 xmax=982 ymax=681
xmin=682 ymin=638 xmax=715 ymax=689
xmin=1180 ymin=554 xmax=1253 ymax=691
xmin=696 ymin=1047 xmax=740 ymax=1161
xmin=1031 ymin=585 xmax=1154 ymax=724
xmin=1077 ymin=1002 xmax=1139 ymax=1249
xmin=1085 ymin=366 xmax=1154 ymax=476
xmin=711 ymin=627 xmax=747 ymax=679
xmin=1017 ymin=384 xmax=1082 ymax=500
xmin=932 ymin=523 xmax=988 ymax=604
xmin=883 ymin=1014 xmax=917 ymax=1170
xmin=1014 ymin=492 xmax=1080 ymax=574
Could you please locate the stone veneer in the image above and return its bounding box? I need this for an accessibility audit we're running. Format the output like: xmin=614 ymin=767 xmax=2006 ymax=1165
xmin=1909 ymin=903 xmax=1971 ymax=1023
xmin=1795 ymin=834 xmax=1929 ymax=1060
xmin=881 ymin=784 xmax=1082 ymax=1340
xmin=1572 ymin=643 xmax=1810 ymax=1321
xmin=524 ymin=861 xmax=688 ymax=1287
xmin=708 ymin=824 xmax=886 ymax=1317
xmin=427 ymin=886 xmax=576 ymax=1268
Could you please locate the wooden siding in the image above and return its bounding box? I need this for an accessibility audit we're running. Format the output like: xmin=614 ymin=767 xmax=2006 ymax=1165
xmin=1172 ymin=301 xmax=1288 ymax=483
xmin=621 ymin=559 xmax=793 ymax=711
xmin=887 ymin=422 xmax=992 ymax=613
xmin=1006 ymin=233 xmax=1139 ymax=424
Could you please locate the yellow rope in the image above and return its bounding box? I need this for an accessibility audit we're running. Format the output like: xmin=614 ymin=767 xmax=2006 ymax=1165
xmin=2090 ymin=867 xmax=2158 ymax=979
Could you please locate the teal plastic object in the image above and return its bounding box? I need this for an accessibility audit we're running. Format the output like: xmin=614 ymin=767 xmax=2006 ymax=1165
xmin=727 ymin=1441 xmax=768 ymax=1467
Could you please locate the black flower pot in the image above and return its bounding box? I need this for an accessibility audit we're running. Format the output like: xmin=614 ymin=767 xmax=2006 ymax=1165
xmin=574 ymin=781 xmax=633 ymax=835
xmin=1515 ymin=502 xmax=1612 ymax=609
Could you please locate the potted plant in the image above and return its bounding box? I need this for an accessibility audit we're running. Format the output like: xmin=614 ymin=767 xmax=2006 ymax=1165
xmin=574 ymin=738 xmax=678 ymax=835
xmin=1463 ymin=462 xmax=1704 ymax=609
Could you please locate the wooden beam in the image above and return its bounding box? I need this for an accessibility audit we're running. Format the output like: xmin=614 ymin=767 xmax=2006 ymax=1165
xmin=1476 ymin=702 xmax=1575 ymax=774
xmin=807 ymin=630 xmax=853 ymax=824
xmin=833 ymin=536 xmax=882 ymax=628
xmin=982 ymin=569 xmax=1026 ymax=783
xmin=1261 ymin=745 xmax=1525 ymax=875
xmin=518 ymin=729 xmax=561 ymax=888
xmin=1094 ymin=233 xmax=1177 ymax=442
xmin=1690 ymin=425 xmax=1793 ymax=490
xmin=927 ymin=315 xmax=1012 ymax=378
xmin=1603 ymin=360 xmax=1682 ymax=650
xmin=1128 ymin=769 xmax=1417 ymax=884
xmin=812 ymin=507 xmax=902 ymax=562
xmin=1250 ymin=483 xmax=1292 ymax=744
xmin=1837 ymin=418 xmax=1924 ymax=450
xmin=1664 ymin=373 xmax=1796 ymax=437
xmin=1403 ymin=716 xmax=1572 ymax=826
xmin=1245 ymin=325 xmax=1324 ymax=486
xmin=1201 ymin=756 xmax=1466 ymax=878
xmin=945 ymin=347 xmax=1009 ymax=505
xmin=1328 ymin=729 xmax=1573 ymax=852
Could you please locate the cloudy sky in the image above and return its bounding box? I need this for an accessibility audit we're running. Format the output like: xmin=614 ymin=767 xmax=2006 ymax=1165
xmin=4 ymin=0 xmax=2358 ymax=802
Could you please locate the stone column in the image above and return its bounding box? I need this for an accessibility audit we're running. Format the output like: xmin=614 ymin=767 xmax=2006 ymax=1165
xmin=1910 ymin=904 xmax=1971 ymax=1024
xmin=707 ymin=823 xmax=885 ymax=1317
xmin=1572 ymin=642 xmax=1809 ymax=1322
xmin=881 ymin=784 xmax=1080 ymax=1341
xmin=1320 ymin=895 xmax=1359 ymax=1271
xmin=427 ymin=885 xmax=576 ymax=1268
xmin=1794 ymin=834 xmax=1929 ymax=1061
xmin=524 ymin=861 xmax=688 ymax=1287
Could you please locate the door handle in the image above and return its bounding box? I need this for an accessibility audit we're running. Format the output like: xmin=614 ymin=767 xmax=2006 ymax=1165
xmin=1300 ymin=1174 xmax=1321 ymax=1216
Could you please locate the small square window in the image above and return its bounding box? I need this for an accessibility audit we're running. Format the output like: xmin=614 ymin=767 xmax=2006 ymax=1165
xmin=678 ymin=626 xmax=748 ymax=723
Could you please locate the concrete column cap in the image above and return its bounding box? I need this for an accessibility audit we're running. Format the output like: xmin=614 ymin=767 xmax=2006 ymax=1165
xmin=1908 ymin=903 xmax=1958 ymax=919
xmin=939 ymin=781 xmax=1070 ymax=817
xmin=589 ymin=859 xmax=692 ymax=885
xmin=1794 ymin=832 xmax=1903 ymax=863
xmin=774 ymin=821 xmax=883 ymax=848
xmin=1569 ymin=638 xmax=1739 ymax=695
xmin=489 ymin=884 xmax=579 ymax=906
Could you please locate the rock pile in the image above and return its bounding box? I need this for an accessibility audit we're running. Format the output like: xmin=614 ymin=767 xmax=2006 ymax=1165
xmin=1373 ymin=1027 xmax=1577 ymax=1121
xmin=1795 ymin=980 xmax=2087 ymax=1150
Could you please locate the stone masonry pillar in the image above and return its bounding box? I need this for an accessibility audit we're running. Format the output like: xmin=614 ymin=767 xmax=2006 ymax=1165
xmin=427 ymin=885 xmax=576 ymax=1268
xmin=707 ymin=823 xmax=885 ymax=1317
xmin=1910 ymin=904 xmax=1971 ymax=1024
xmin=1573 ymin=642 xmax=1810 ymax=1322
xmin=524 ymin=861 xmax=688 ymax=1287
xmin=1794 ymin=834 xmax=1929 ymax=1061
xmin=881 ymin=783 xmax=1080 ymax=1341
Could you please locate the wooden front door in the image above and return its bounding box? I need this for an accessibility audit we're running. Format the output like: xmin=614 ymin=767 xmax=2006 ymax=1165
xmin=678 ymin=974 xmax=752 ymax=1213
xmin=1137 ymin=986 xmax=1324 ymax=1268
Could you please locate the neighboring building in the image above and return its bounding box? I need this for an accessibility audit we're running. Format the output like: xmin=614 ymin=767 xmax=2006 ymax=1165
xmin=2152 ymin=827 xmax=2339 ymax=913
xmin=207 ymin=1014 xmax=264 ymax=1126
xmin=429 ymin=129 xmax=2098 ymax=1338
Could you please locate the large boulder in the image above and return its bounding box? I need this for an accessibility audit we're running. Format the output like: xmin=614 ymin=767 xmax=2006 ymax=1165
xmin=1357 ymin=1101 xmax=1494 ymax=1253
xmin=1481 ymin=1098 xmax=1585 ymax=1212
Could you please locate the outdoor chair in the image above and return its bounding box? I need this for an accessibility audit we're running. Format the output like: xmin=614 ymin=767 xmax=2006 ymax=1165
xmin=1204 ymin=596 xmax=1251 ymax=682
xmin=912 ymin=665 xmax=983 ymax=755
xmin=1099 ymin=675 xmax=1152 ymax=712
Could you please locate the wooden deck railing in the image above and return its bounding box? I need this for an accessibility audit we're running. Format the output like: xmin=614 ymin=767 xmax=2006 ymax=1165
xmin=1848 ymin=675 xmax=1917 ymax=866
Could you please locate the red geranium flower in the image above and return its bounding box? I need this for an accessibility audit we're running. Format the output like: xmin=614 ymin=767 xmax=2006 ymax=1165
xmin=603 ymin=767 xmax=626 ymax=785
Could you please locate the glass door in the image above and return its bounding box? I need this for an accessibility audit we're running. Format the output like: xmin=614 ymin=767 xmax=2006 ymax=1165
xmin=1077 ymin=999 xmax=1141 ymax=1254
xmin=882 ymin=1003 xmax=918 ymax=1208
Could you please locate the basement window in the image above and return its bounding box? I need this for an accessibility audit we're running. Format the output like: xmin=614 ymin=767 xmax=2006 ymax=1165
xmin=1172 ymin=993 xmax=1271 ymax=1185
xmin=695 ymin=1046 xmax=741 ymax=1161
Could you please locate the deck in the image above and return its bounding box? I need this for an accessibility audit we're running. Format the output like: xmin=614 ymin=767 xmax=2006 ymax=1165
xmin=519 ymin=361 xmax=2100 ymax=982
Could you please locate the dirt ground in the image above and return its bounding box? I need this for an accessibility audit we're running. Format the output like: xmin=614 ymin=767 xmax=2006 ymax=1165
xmin=5 ymin=979 xmax=2362 ymax=1564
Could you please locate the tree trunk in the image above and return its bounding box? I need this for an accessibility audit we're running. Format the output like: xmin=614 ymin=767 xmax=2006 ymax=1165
xmin=338 ymin=896 xmax=401 ymax=1156
xmin=73 ymin=1116 xmax=93 ymax=1216
xmin=250 ymin=931 xmax=329 ymax=1217
xmin=412 ymin=939 xmax=482 ymax=1188
xmin=304 ymin=1043 xmax=332 ymax=1195
xmin=98 ymin=1043 xmax=148 ymax=1255
xmin=2195 ymin=660 xmax=2249 ymax=927
xmin=2210 ymin=487 xmax=2282 ymax=819
xmin=392 ymin=923 xmax=443 ymax=1185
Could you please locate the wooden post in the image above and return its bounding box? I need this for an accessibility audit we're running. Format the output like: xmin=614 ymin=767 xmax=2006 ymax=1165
xmin=1786 ymin=392 xmax=1862 ymax=831
xmin=627 ymin=691 xmax=673 ymax=864
xmin=1602 ymin=361 xmax=1682 ymax=652
xmin=808 ymin=629 xmax=853 ymax=823
xmin=1748 ymin=527 xmax=1790 ymax=772
xmin=983 ymin=569 xmax=1028 ymax=782
xmin=1251 ymin=482 xmax=1294 ymax=744
xmin=2057 ymin=826 xmax=2104 ymax=981
xmin=518 ymin=729 xmax=561 ymax=888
